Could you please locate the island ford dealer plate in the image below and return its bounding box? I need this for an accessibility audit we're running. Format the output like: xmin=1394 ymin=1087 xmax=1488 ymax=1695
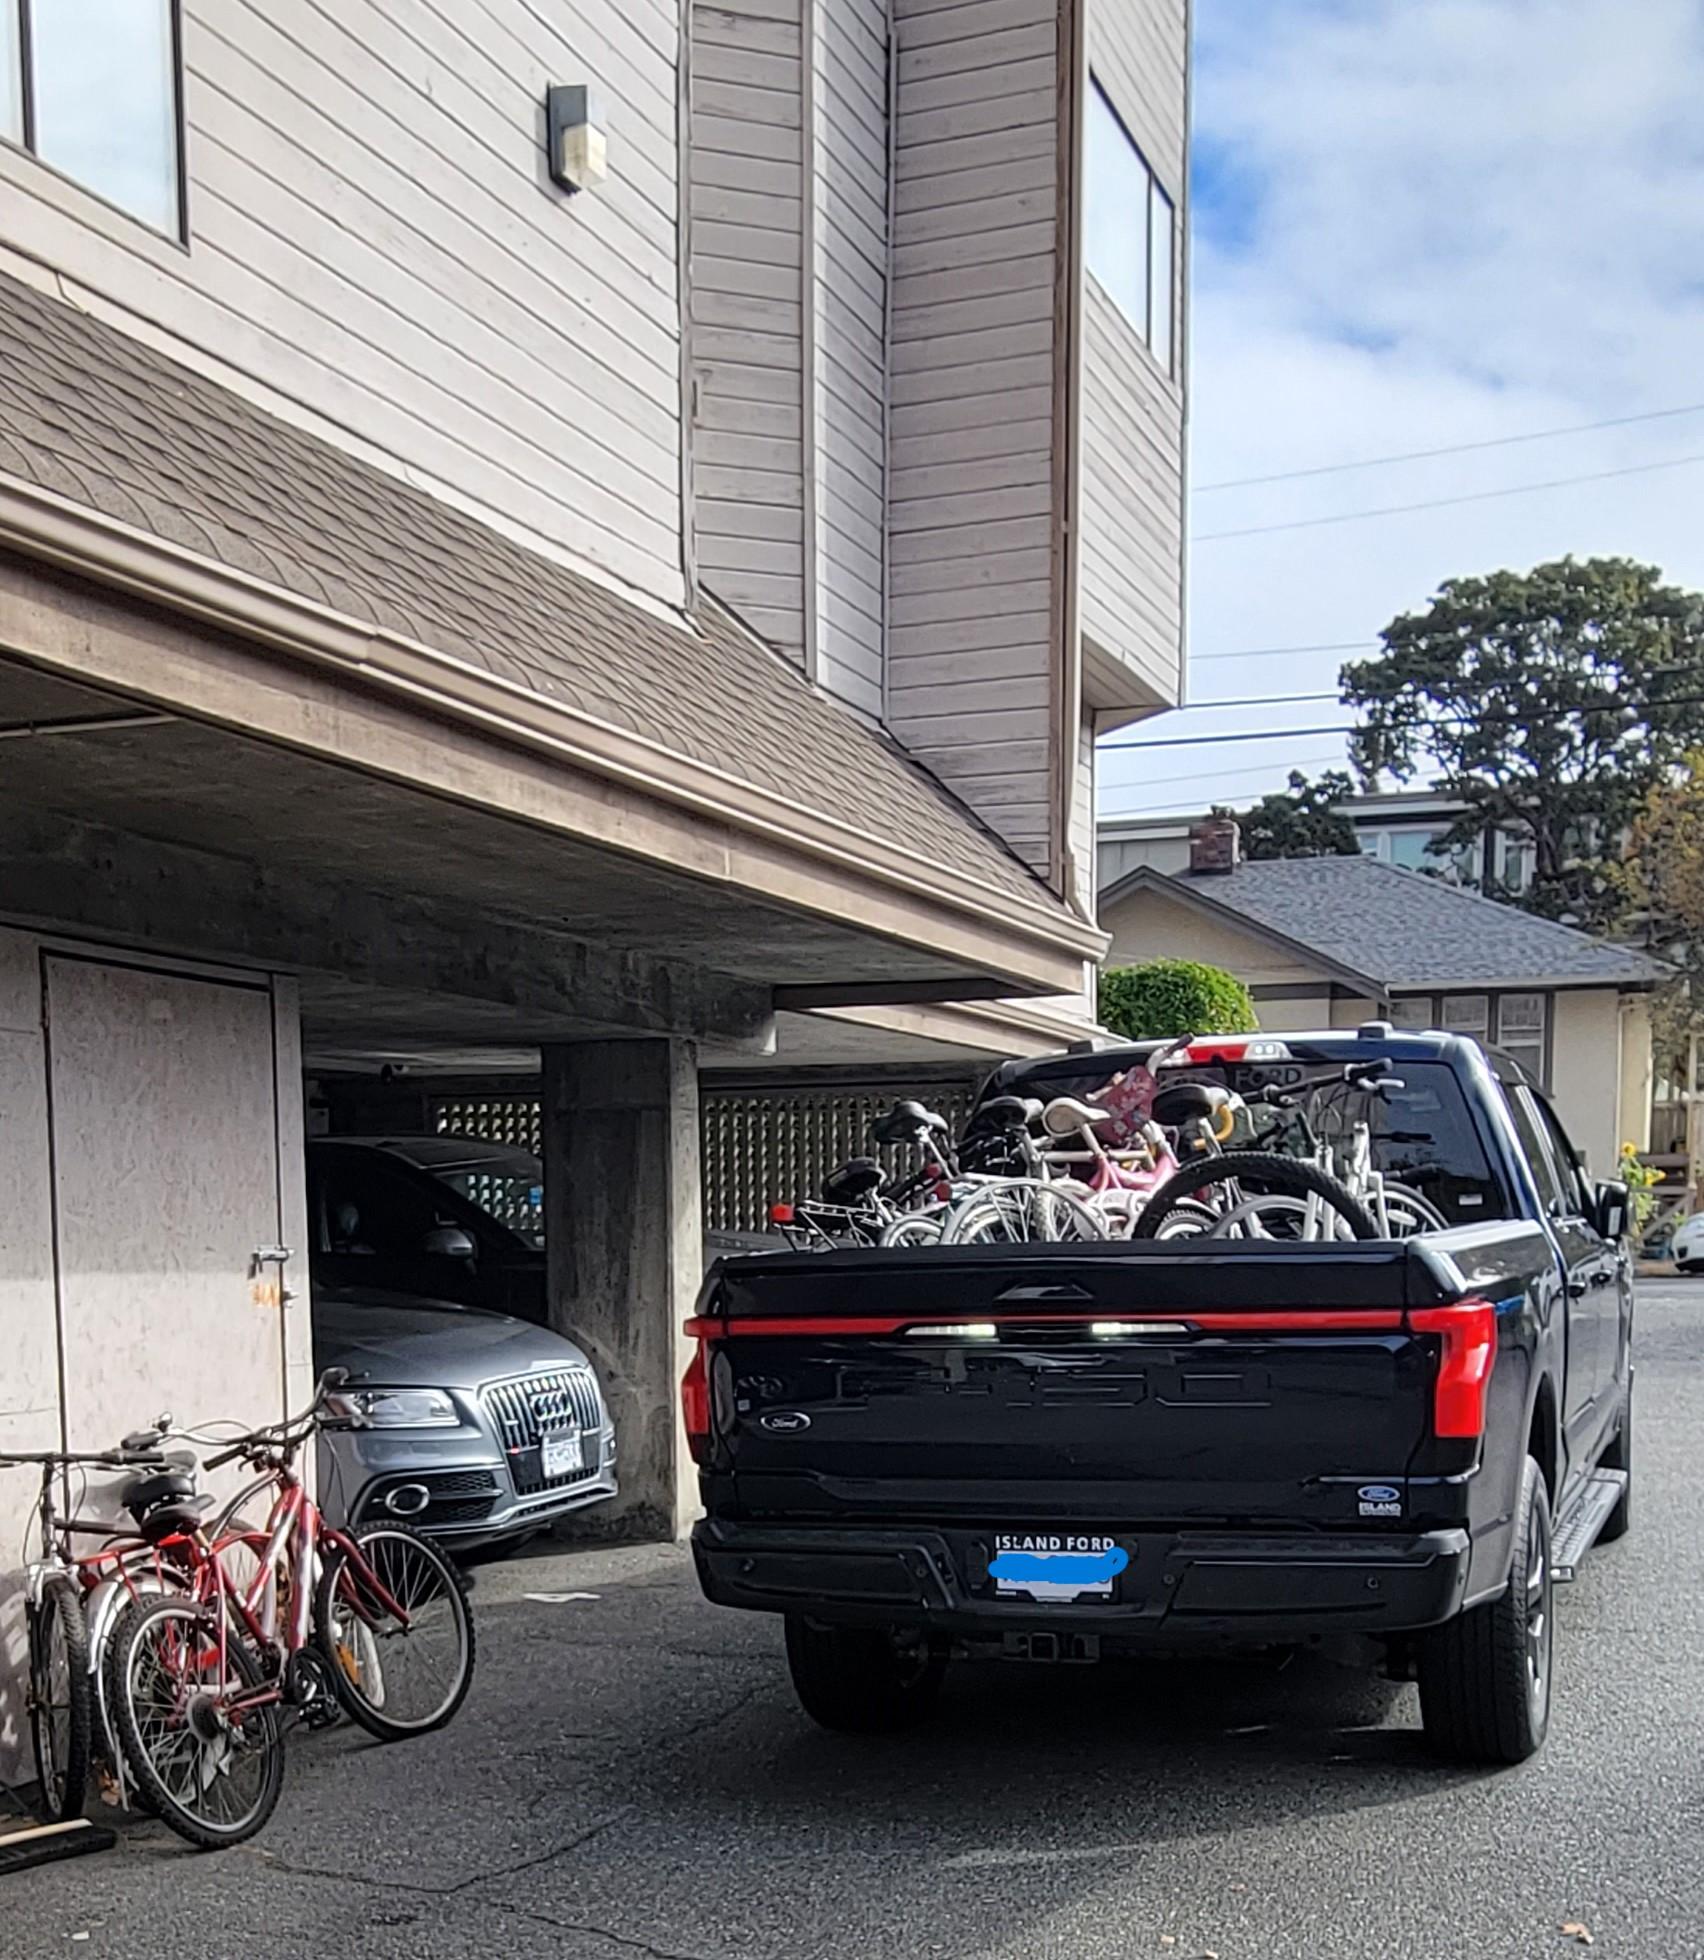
xmin=990 ymin=1533 xmax=1130 ymax=1603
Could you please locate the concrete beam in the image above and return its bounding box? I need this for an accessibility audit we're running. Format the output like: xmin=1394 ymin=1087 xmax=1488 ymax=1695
xmin=0 ymin=809 xmax=775 ymax=1050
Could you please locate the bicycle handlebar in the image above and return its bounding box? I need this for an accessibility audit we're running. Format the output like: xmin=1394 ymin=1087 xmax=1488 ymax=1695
xmin=0 ymin=1448 xmax=169 ymax=1470
xmin=198 ymin=1369 xmax=355 ymax=1472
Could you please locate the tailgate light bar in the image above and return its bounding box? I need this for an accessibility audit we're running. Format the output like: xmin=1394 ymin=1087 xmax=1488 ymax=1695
xmin=683 ymin=1310 xmax=1404 ymax=1339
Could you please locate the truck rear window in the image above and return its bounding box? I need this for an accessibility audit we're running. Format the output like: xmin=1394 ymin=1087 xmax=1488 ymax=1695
xmin=978 ymin=1057 xmax=1505 ymax=1225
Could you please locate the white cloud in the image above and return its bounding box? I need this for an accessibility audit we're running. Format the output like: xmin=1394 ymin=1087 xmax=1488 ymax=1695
xmin=1102 ymin=0 xmax=1704 ymax=816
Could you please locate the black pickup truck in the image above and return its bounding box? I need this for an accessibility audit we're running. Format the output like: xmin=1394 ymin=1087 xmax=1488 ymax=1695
xmin=686 ymin=1027 xmax=1634 ymax=1765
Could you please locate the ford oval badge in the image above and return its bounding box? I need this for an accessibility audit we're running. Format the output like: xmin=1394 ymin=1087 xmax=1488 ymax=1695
xmin=1358 ymin=1484 xmax=1400 ymax=1504
xmin=760 ymin=1410 xmax=812 ymax=1434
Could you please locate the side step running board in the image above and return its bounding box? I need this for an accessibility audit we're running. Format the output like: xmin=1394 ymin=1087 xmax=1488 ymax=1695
xmin=1552 ymin=1470 xmax=1627 ymax=1582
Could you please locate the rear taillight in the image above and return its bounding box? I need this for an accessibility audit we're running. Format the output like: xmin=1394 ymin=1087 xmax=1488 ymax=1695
xmin=681 ymin=1340 xmax=712 ymax=1464
xmin=1409 ymin=1299 xmax=1498 ymax=1438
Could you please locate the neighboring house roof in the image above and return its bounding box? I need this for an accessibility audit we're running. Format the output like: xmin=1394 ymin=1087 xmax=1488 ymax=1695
xmin=1099 ymin=855 xmax=1667 ymax=992
xmin=0 ymin=268 xmax=1052 ymax=915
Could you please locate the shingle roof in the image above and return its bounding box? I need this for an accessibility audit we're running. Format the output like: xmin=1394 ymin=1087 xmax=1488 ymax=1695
xmin=1116 ymin=855 xmax=1666 ymax=989
xmin=0 ymin=269 xmax=1051 ymax=911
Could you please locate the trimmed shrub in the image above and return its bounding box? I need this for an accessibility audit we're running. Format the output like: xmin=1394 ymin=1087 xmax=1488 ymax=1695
xmin=1097 ymin=959 xmax=1258 ymax=1041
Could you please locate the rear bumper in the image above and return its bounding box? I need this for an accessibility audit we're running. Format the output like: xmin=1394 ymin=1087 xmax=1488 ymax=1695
xmin=692 ymin=1518 xmax=1472 ymax=1643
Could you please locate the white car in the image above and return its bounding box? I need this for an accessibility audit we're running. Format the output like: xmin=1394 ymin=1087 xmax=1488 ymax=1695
xmin=1672 ymin=1211 xmax=1704 ymax=1274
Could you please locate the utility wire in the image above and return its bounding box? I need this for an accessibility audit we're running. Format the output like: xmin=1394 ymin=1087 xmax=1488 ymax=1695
xmin=1194 ymin=451 xmax=1704 ymax=544
xmin=1169 ymin=690 xmax=1340 ymax=713
xmin=1101 ymin=690 xmax=1704 ymax=754
xmin=1193 ymin=400 xmax=1704 ymax=493
xmin=1100 ymin=745 xmax=1351 ymax=796
xmin=1193 ymin=640 xmax=1371 ymax=665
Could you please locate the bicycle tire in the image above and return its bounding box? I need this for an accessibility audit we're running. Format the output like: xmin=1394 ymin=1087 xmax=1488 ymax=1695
xmin=28 ymin=1577 xmax=92 ymax=1824
xmin=1132 ymin=1151 xmax=1379 ymax=1241
xmin=314 ymin=1523 xmax=475 ymax=1741
xmin=942 ymin=1183 xmax=1109 ymax=1245
xmin=105 ymin=1596 xmax=284 ymax=1849
xmin=1382 ymin=1182 xmax=1450 ymax=1236
xmin=878 ymin=1212 xmax=946 ymax=1247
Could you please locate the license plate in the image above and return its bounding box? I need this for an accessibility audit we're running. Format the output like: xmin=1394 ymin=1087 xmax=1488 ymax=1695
xmin=541 ymin=1430 xmax=584 ymax=1480
xmin=990 ymin=1533 xmax=1128 ymax=1603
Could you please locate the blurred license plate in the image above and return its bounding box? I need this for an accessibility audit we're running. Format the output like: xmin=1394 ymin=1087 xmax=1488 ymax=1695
xmin=541 ymin=1431 xmax=584 ymax=1479
xmin=990 ymin=1533 xmax=1128 ymax=1603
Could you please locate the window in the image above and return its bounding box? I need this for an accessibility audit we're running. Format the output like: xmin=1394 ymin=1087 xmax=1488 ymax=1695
xmin=1441 ymin=995 xmax=1490 ymax=1042
xmin=1496 ymin=992 xmax=1548 ymax=1085
xmin=4 ymin=1 xmax=182 ymax=236
xmin=1505 ymin=1086 xmax=1568 ymax=1217
xmin=1085 ymin=78 xmax=1175 ymax=372
xmin=1530 ymin=1091 xmax=1590 ymax=1206
xmin=1390 ymin=997 xmax=1434 ymax=1030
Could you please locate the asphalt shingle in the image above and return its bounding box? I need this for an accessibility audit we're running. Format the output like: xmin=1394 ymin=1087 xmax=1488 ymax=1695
xmin=1152 ymin=854 xmax=1665 ymax=989
xmin=0 ymin=269 xmax=1051 ymax=912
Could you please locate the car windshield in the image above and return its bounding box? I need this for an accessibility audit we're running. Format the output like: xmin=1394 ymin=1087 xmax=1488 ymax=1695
xmin=429 ymin=1154 xmax=545 ymax=1248
xmin=983 ymin=1054 xmax=1507 ymax=1225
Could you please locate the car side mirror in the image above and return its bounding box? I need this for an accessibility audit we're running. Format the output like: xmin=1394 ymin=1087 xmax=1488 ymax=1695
xmin=422 ymin=1225 xmax=477 ymax=1261
xmin=1592 ymin=1180 xmax=1631 ymax=1243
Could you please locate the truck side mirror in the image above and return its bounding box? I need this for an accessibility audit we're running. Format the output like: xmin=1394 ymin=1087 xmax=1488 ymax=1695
xmin=1592 ymin=1180 xmax=1631 ymax=1243
xmin=422 ymin=1225 xmax=477 ymax=1261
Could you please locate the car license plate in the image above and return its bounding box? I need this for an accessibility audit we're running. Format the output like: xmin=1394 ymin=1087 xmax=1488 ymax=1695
xmin=541 ymin=1430 xmax=584 ymax=1480
xmin=990 ymin=1533 xmax=1128 ymax=1603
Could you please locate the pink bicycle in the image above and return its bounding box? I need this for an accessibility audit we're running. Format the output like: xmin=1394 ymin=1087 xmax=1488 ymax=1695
xmin=102 ymin=1372 xmax=475 ymax=1848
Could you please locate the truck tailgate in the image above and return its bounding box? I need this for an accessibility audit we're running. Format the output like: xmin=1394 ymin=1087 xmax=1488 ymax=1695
xmin=691 ymin=1241 xmax=1478 ymax=1530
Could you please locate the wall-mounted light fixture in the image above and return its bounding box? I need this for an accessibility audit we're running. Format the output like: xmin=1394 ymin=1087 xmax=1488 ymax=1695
xmin=547 ymin=85 xmax=608 ymax=195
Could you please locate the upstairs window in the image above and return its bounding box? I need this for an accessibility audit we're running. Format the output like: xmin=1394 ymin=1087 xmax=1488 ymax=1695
xmin=3 ymin=1 xmax=183 ymax=238
xmin=1085 ymin=78 xmax=1175 ymax=374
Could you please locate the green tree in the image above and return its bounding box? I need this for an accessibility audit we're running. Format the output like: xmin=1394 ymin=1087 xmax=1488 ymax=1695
xmin=1224 ymin=769 xmax=1361 ymax=860
xmin=1098 ymin=959 xmax=1257 ymax=1040
xmin=1342 ymin=556 xmax=1704 ymax=926
xmin=1616 ymin=752 xmax=1704 ymax=1073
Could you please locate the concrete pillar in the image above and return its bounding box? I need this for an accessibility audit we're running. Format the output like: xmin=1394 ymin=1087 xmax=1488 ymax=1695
xmin=541 ymin=1039 xmax=701 ymax=1543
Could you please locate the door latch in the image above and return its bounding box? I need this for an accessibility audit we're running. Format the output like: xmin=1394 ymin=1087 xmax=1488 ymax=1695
xmin=249 ymin=1245 xmax=296 ymax=1309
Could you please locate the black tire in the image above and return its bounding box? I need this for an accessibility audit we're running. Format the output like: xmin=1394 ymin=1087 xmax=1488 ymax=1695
xmin=1132 ymin=1152 xmax=1380 ymax=1241
xmin=784 ymin=1616 xmax=947 ymax=1734
xmin=28 ymin=1578 xmax=92 ymax=1824
xmin=314 ymin=1523 xmax=475 ymax=1741
xmin=105 ymin=1597 xmax=285 ymax=1849
xmin=1416 ymin=1454 xmax=1553 ymax=1765
xmin=1597 ymin=1378 xmax=1632 ymax=1544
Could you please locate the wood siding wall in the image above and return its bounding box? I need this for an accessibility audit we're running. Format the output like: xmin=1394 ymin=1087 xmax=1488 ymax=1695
xmin=0 ymin=0 xmax=686 ymax=609
xmin=811 ymin=0 xmax=890 ymax=717
xmin=1080 ymin=0 xmax=1187 ymax=709
xmin=689 ymin=0 xmax=809 ymax=659
xmin=885 ymin=0 xmax=1065 ymax=875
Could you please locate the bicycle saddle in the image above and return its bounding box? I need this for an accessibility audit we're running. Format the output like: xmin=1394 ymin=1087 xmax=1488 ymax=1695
xmin=1041 ymin=1096 xmax=1113 ymax=1137
xmin=1152 ymin=1082 xmax=1232 ymax=1129
xmin=872 ymin=1099 xmax=948 ymax=1144
xmin=122 ymin=1469 xmax=214 ymax=1545
xmin=821 ymin=1156 xmax=883 ymax=1205
xmin=972 ymin=1095 xmax=1044 ymax=1132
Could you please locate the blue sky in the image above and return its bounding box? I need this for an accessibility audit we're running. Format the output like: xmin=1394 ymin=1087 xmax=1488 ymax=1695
xmin=1101 ymin=0 xmax=1704 ymax=817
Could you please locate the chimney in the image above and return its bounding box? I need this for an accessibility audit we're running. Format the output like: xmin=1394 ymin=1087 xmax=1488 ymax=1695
xmin=1189 ymin=816 xmax=1241 ymax=876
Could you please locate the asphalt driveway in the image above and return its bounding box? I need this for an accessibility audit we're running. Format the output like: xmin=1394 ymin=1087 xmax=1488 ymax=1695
xmin=9 ymin=1279 xmax=1704 ymax=1960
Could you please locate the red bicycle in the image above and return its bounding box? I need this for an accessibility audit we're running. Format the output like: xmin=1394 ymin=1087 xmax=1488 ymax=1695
xmin=102 ymin=1373 xmax=476 ymax=1848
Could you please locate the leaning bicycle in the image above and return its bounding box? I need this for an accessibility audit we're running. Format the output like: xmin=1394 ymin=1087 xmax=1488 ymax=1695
xmin=103 ymin=1373 xmax=476 ymax=1848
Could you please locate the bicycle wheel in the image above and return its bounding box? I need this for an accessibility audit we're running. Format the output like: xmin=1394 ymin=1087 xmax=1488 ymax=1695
xmin=314 ymin=1523 xmax=475 ymax=1741
xmin=106 ymin=1596 xmax=284 ymax=1849
xmin=28 ymin=1577 xmax=92 ymax=1824
xmin=943 ymin=1183 xmax=1109 ymax=1245
xmin=1132 ymin=1152 xmax=1379 ymax=1242
xmin=1382 ymin=1182 xmax=1450 ymax=1236
xmin=878 ymin=1211 xmax=946 ymax=1248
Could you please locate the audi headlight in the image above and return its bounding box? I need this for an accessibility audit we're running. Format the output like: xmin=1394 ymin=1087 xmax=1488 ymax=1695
xmin=328 ymin=1387 xmax=458 ymax=1429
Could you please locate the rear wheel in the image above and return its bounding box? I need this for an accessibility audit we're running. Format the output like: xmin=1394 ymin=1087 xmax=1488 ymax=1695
xmin=28 ymin=1578 xmax=91 ymax=1824
xmin=106 ymin=1597 xmax=285 ymax=1848
xmin=1417 ymin=1454 xmax=1553 ymax=1765
xmin=942 ymin=1183 xmax=1108 ymax=1245
xmin=314 ymin=1523 xmax=475 ymax=1740
xmin=784 ymin=1617 xmax=946 ymax=1734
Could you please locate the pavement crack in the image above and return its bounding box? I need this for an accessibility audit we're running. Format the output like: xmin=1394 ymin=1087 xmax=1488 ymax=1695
xmin=496 ymin=1900 xmax=718 ymax=1960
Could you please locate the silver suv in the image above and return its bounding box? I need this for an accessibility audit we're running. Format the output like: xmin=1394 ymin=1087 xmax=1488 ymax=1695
xmin=307 ymin=1137 xmax=615 ymax=1551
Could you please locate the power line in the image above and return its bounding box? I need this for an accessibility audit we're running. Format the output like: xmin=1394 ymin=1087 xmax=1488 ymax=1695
xmin=1106 ymin=722 xmax=1357 ymax=752
xmin=1099 ymin=745 xmax=1351 ymax=796
xmin=1193 ymin=400 xmax=1704 ymax=494
xmin=1192 ymin=640 xmax=1370 ymax=665
xmin=1194 ymin=450 xmax=1704 ymax=544
xmin=1170 ymin=690 xmax=1340 ymax=713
